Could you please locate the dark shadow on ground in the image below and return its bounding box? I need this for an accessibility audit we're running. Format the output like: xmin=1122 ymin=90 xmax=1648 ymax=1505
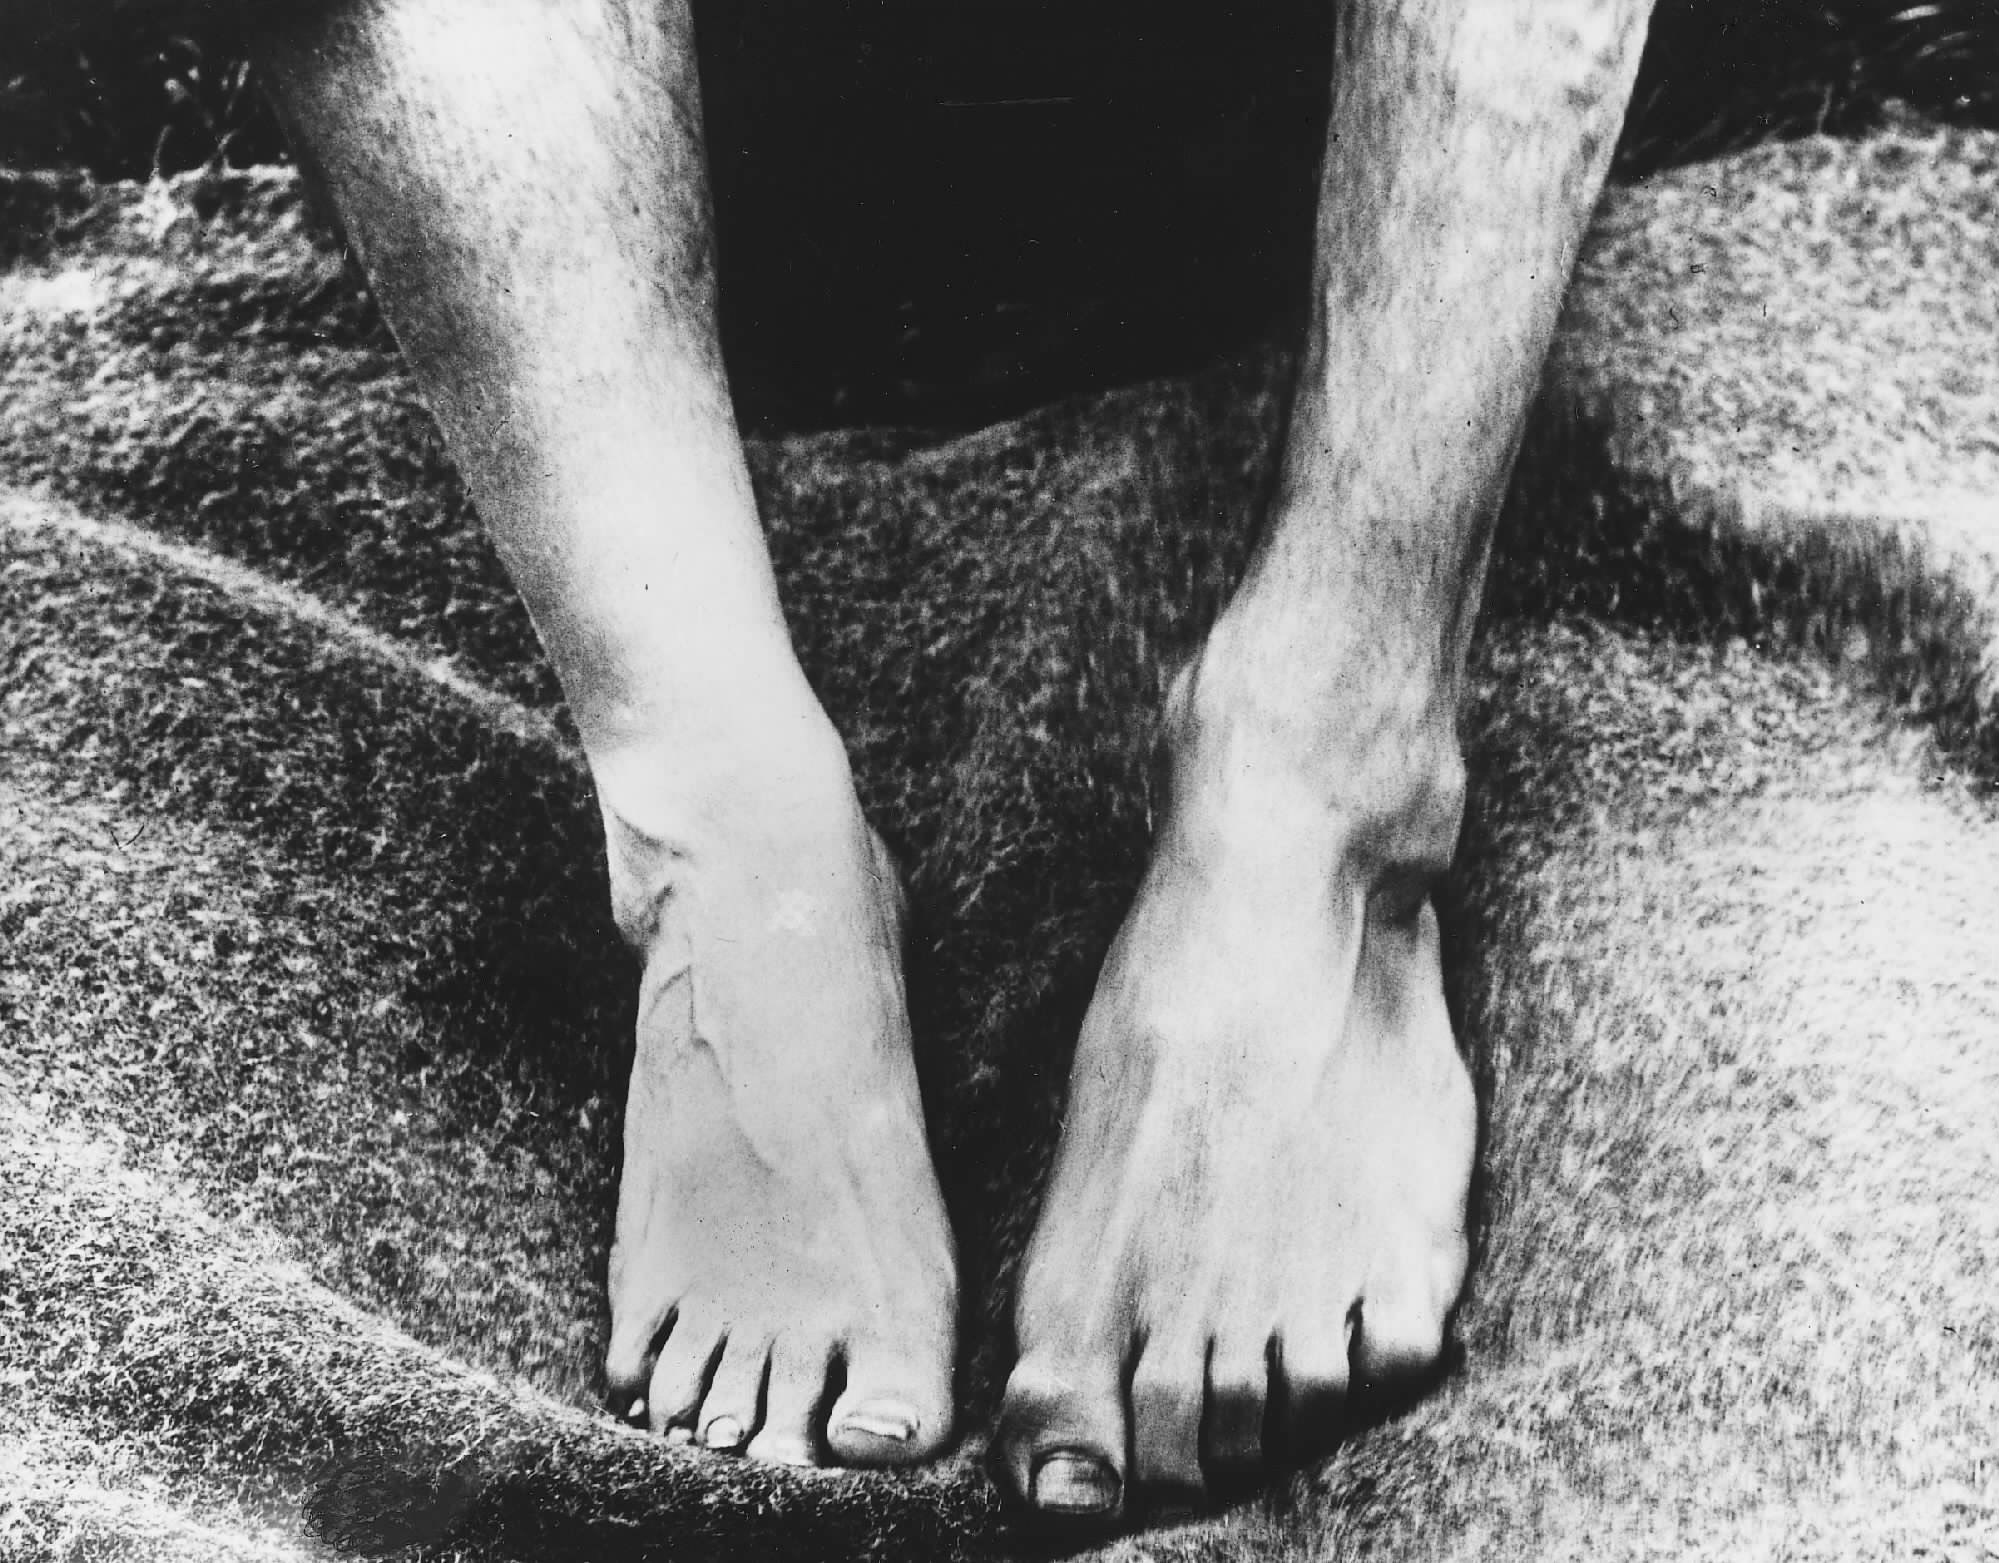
xmin=4 ymin=2 xmax=1994 ymax=426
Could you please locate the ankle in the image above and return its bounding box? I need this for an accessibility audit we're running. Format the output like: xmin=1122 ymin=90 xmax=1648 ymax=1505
xmin=589 ymin=707 xmax=867 ymax=949
xmin=1163 ymin=617 xmax=1466 ymax=877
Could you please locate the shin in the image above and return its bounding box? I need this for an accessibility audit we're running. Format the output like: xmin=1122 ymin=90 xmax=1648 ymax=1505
xmin=252 ymin=0 xmax=852 ymax=904
xmin=1192 ymin=0 xmax=1656 ymax=844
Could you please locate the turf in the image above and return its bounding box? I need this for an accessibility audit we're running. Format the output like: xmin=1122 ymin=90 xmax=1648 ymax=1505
xmin=2 ymin=118 xmax=1998 ymax=1561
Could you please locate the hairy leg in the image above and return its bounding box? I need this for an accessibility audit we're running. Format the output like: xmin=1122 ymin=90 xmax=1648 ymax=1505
xmin=245 ymin=0 xmax=955 ymax=1465
xmin=997 ymin=0 xmax=1653 ymax=1520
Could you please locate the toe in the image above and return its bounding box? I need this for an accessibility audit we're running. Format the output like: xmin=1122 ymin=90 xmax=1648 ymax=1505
xmin=1352 ymin=1267 xmax=1450 ymax=1399
xmin=1129 ymin=1340 xmax=1207 ymax=1502
xmin=745 ymin=1335 xmax=834 ymax=1466
xmin=827 ymin=1336 xmax=954 ymax=1466
xmin=604 ymin=1283 xmax=677 ymax=1420
xmin=642 ymin=1305 xmax=726 ymax=1436
xmin=1272 ymin=1320 xmax=1352 ymax=1468
xmin=699 ymin=1334 xmax=772 ymax=1453
xmin=1201 ymin=1339 xmax=1270 ymax=1485
xmin=995 ymin=1351 xmax=1128 ymax=1521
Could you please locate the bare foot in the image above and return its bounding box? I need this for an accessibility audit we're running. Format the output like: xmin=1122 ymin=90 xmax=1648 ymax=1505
xmin=598 ymin=738 xmax=957 ymax=1467
xmin=995 ymin=655 xmax=1476 ymax=1519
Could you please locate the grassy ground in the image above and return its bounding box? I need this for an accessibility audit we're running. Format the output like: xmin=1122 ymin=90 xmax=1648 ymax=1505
xmin=2 ymin=117 xmax=1998 ymax=1560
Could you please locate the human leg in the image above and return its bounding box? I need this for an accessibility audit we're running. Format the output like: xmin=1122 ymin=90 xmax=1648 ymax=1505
xmin=250 ymin=0 xmax=957 ymax=1466
xmin=996 ymin=0 xmax=1654 ymax=1518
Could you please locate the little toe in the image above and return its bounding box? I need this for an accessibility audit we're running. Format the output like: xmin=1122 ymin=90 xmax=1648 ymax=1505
xmin=827 ymin=1338 xmax=953 ymax=1466
xmin=1273 ymin=1322 xmax=1352 ymax=1468
xmin=995 ymin=1352 xmax=1129 ymax=1521
xmin=1129 ymin=1342 xmax=1207 ymax=1503
xmin=643 ymin=1306 xmax=727 ymax=1436
xmin=604 ymin=1288 xmax=677 ymax=1419
xmin=699 ymin=1334 xmax=772 ymax=1453
xmin=1200 ymin=1340 xmax=1271 ymax=1486
xmin=1352 ymin=1282 xmax=1448 ymax=1401
xmin=745 ymin=1336 xmax=834 ymax=1466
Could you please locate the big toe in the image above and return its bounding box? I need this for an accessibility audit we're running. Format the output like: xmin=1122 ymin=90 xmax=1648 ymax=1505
xmin=825 ymin=1337 xmax=954 ymax=1466
xmin=995 ymin=1353 xmax=1128 ymax=1522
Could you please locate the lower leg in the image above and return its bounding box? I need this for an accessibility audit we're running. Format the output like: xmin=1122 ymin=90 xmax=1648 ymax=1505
xmin=252 ymin=0 xmax=955 ymax=1465
xmin=999 ymin=0 xmax=1652 ymax=1519
xmin=257 ymin=0 xmax=802 ymax=794
xmin=1199 ymin=0 xmax=1655 ymax=809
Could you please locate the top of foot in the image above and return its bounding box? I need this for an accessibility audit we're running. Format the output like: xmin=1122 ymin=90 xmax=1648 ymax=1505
xmin=599 ymin=764 xmax=959 ymax=1469
xmin=995 ymin=666 xmax=1475 ymax=1522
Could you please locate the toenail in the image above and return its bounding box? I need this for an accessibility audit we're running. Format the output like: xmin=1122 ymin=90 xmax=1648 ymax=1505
xmin=625 ymin=1397 xmax=647 ymax=1424
xmin=663 ymin=1425 xmax=694 ymax=1447
xmin=1031 ymin=1452 xmax=1120 ymax=1514
xmin=703 ymin=1416 xmax=745 ymax=1451
xmin=835 ymin=1401 xmax=918 ymax=1443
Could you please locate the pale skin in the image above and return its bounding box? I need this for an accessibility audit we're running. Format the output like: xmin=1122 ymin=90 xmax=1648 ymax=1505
xmin=1000 ymin=0 xmax=1653 ymax=1514
xmin=13 ymin=0 xmax=1654 ymax=1522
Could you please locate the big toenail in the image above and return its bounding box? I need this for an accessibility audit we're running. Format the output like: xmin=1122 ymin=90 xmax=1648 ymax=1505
xmin=836 ymin=1401 xmax=917 ymax=1442
xmin=663 ymin=1425 xmax=694 ymax=1447
xmin=625 ymin=1397 xmax=647 ymax=1423
xmin=1031 ymin=1452 xmax=1120 ymax=1513
xmin=703 ymin=1416 xmax=745 ymax=1451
